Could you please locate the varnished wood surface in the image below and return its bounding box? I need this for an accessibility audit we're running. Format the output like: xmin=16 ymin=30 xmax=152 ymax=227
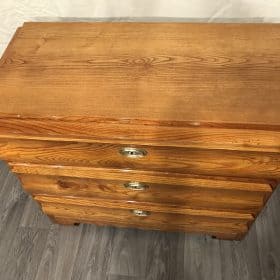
xmin=39 ymin=199 xmax=249 ymax=239
xmin=1 ymin=22 xmax=280 ymax=243
xmin=1 ymin=138 xmax=280 ymax=179
xmin=11 ymin=162 xmax=276 ymax=189
xmin=33 ymin=194 xmax=254 ymax=221
xmin=0 ymin=161 xmax=279 ymax=279
xmin=19 ymin=174 xmax=270 ymax=214
xmin=1 ymin=118 xmax=280 ymax=152
xmin=1 ymin=22 xmax=280 ymax=126
xmin=35 ymin=194 xmax=254 ymax=222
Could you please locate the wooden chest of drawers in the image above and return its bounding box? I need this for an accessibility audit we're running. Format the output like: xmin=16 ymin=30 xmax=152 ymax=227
xmin=1 ymin=22 xmax=280 ymax=240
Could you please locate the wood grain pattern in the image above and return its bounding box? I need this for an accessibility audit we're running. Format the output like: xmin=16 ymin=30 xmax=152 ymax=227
xmin=40 ymin=200 xmax=248 ymax=240
xmin=47 ymin=217 xmax=243 ymax=241
xmin=34 ymin=194 xmax=254 ymax=221
xmin=1 ymin=138 xmax=280 ymax=179
xmin=1 ymin=228 xmax=48 ymax=280
xmin=1 ymin=159 xmax=279 ymax=279
xmin=1 ymin=23 xmax=280 ymax=126
xmin=1 ymin=118 xmax=280 ymax=152
xmin=11 ymin=162 xmax=276 ymax=189
xmin=18 ymin=174 xmax=270 ymax=214
xmin=1 ymin=22 xmax=280 ymax=240
xmin=184 ymin=235 xmax=222 ymax=280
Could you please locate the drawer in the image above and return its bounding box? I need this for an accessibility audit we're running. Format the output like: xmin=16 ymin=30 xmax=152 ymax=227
xmin=35 ymin=195 xmax=251 ymax=240
xmin=18 ymin=174 xmax=271 ymax=214
xmin=1 ymin=118 xmax=280 ymax=153
xmin=1 ymin=138 xmax=280 ymax=179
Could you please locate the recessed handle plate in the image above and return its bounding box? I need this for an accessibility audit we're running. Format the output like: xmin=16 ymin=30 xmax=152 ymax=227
xmin=131 ymin=209 xmax=151 ymax=217
xmin=119 ymin=147 xmax=147 ymax=158
xmin=124 ymin=182 xmax=149 ymax=191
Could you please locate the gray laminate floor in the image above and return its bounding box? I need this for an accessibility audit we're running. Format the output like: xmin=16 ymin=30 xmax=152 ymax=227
xmin=0 ymin=160 xmax=279 ymax=280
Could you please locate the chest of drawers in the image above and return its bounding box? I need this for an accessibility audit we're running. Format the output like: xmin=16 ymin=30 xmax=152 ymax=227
xmin=0 ymin=22 xmax=280 ymax=240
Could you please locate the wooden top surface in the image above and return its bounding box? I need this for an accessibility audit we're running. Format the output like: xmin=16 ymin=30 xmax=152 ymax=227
xmin=1 ymin=22 xmax=280 ymax=126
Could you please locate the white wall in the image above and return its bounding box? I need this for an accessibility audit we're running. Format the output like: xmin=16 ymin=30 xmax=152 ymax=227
xmin=1 ymin=0 xmax=280 ymax=55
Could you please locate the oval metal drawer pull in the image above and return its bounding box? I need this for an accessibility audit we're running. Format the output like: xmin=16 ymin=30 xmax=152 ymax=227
xmin=119 ymin=147 xmax=147 ymax=158
xmin=124 ymin=182 xmax=149 ymax=191
xmin=132 ymin=209 xmax=150 ymax=217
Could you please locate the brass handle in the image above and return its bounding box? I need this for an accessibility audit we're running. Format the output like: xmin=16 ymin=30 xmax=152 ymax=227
xmin=131 ymin=209 xmax=150 ymax=217
xmin=119 ymin=147 xmax=147 ymax=158
xmin=124 ymin=182 xmax=149 ymax=191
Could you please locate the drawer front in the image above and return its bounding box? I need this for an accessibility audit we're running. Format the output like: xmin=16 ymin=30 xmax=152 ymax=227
xmin=1 ymin=118 xmax=280 ymax=153
xmin=36 ymin=195 xmax=250 ymax=240
xmin=19 ymin=174 xmax=271 ymax=214
xmin=1 ymin=138 xmax=280 ymax=179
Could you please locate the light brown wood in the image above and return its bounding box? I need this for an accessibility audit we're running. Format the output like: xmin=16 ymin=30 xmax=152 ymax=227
xmin=40 ymin=201 xmax=249 ymax=240
xmin=18 ymin=174 xmax=269 ymax=214
xmin=2 ymin=158 xmax=280 ymax=277
xmin=34 ymin=194 xmax=254 ymax=221
xmin=49 ymin=215 xmax=244 ymax=240
xmin=11 ymin=163 xmax=274 ymax=191
xmin=1 ymin=118 xmax=280 ymax=152
xmin=1 ymin=22 xmax=280 ymax=126
xmin=1 ymin=22 xmax=280 ymax=239
xmin=1 ymin=138 xmax=280 ymax=179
